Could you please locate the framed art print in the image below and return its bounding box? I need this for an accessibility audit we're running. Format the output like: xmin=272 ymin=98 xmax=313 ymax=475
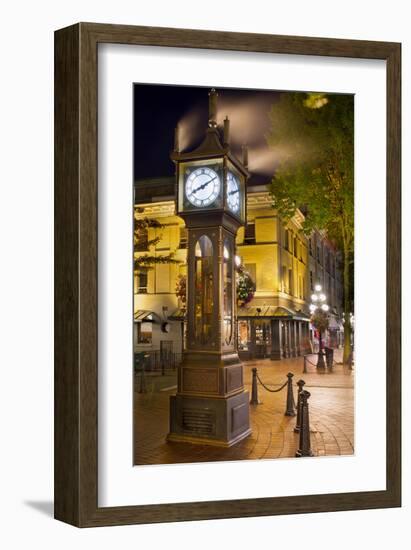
xmin=54 ymin=23 xmax=401 ymax=527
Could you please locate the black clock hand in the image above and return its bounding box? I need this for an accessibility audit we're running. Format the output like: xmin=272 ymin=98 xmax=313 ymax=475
xmin=192 ymin=176 xmax=217 ymax=195
xmin=228 ymin=189 xmax=239 ymax=196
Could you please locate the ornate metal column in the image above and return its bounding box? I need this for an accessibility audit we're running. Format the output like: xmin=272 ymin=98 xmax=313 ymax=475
xmin=270 ymin=319 xmax=282 ymax=360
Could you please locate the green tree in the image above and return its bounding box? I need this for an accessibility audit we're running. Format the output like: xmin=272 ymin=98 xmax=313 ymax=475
xmin=267 ymin=92 xmax=354 ymax=365
xmin=134 ymin=212 xmax=180 ymax=275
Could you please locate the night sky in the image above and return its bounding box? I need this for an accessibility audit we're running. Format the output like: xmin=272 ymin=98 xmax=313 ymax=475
xmin=133 ymin=84 xmax=284 ymax=186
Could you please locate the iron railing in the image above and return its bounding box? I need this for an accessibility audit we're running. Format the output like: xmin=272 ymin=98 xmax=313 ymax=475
xmin=134 ymin=350 xmax=183 ymax=373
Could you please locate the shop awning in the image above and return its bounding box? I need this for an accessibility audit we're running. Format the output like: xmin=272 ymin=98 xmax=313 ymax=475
xmin=133 ymin=310 xmax=160 ymax=322
xmin=237 ymin=305 xmax=310 ymax=321
xmin=167 ymin=306 xmax=310 ymax=322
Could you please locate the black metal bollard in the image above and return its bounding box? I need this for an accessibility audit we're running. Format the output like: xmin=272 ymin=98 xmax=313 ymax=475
xmin=303 ymin=355 xmax=308 ymax=374
xmin=317 ymin=350 xmax=326 ymax=370
xmin=250 ymin=367 xmax=261 ymax=405
xmin=325 ymin=347 xmax=334 ymax=370
xmin=295 ymin=390 xmax=313 ymax=457
xmin=284 ymin=372 xmax=296 ymax=416
xmin=294 ymin=379 xmax=306 ymax=433
xmin=349 ymin=351 xmax=354 ymax=370
xmin=138 ymin=366 xmax=147 ymax=394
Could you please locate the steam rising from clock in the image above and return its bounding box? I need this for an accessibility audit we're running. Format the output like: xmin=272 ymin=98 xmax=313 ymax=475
xmin=177 ymin=90 xmax=294 ymax=180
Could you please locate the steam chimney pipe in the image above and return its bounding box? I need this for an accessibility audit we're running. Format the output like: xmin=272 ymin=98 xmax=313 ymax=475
xmin=223 ymin=116 xmax=230 ymax=146
xmin=208 ymin=88 xmax=218 ymax=128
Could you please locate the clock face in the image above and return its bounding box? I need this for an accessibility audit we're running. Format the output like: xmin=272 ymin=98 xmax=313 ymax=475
xmin=226 ymin=171 xmax=241 ymax=214
xmin=185 ymin=167 xmax=221 ymax=208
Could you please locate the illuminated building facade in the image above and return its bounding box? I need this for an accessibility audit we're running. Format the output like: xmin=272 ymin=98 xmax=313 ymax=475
xmin=134 ymin=178 xmax=344 ymax=360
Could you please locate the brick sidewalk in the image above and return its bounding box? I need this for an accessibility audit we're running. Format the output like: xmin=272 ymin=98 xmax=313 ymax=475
xmin=133 ymin=351 xmax=354 ymax=465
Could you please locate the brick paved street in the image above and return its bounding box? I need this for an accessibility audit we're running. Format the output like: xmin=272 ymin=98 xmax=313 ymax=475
xmin=133 ymin=350 xmax=354 ymax=465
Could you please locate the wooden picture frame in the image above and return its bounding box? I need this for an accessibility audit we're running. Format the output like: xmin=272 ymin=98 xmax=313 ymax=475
xmin=54 ymin=22 xmax=401 ymax=527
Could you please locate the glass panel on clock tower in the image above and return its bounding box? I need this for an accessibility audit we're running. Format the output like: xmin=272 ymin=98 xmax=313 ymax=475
xmin=223 ymin=238 xmax=233 ymax=346
xmin=194 ymin=236 xmax=214 ymax=345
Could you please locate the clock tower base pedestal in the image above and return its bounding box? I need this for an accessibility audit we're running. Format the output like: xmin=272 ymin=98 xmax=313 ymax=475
xmin=167 ymin=390 xmax=251 ymax=447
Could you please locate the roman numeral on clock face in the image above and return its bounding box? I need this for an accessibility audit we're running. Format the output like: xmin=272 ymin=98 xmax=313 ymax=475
xmin=185 ymin=166 xmax=221 ymax=208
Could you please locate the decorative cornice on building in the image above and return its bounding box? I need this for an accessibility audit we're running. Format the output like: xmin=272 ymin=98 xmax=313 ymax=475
xmin=246 ymin=189 xmax=306 ymax=230
xmin=136 ymin=188 xmax=307 ymax=233
xmin=135 ymin=200 xmax=176 ymax=219
xmin=246 ymin=191 xmax=273 ymax=209
xmin=291 ymin=210 xmax=305 ymax=230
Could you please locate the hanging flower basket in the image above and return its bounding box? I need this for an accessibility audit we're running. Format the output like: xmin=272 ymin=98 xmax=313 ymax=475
xmin=175 ymin=274 xmax=187 ymax=307
xmin=310 ymin=309 xmax=329 ymax=332
xmin=236 ymin=266 xmax=256 ymax=307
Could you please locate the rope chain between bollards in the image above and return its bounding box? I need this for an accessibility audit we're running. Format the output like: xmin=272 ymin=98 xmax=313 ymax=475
xmin=304 ymin=354 xmax=321 ymax=367
xmin=251 ymin=369 xmax=296 ymax=416
xmin=303 ymin=352 xmax=343 ymax=372
xmin=255 ymin=372 xmax=288 ymax=393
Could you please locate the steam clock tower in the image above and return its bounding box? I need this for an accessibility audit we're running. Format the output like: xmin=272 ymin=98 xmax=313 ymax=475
xmin=168 ymin=89 xmax=251 ymax=446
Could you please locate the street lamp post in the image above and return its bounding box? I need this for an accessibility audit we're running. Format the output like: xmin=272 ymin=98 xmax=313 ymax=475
xmin=309 ymin=284 xmax=329 ymax=370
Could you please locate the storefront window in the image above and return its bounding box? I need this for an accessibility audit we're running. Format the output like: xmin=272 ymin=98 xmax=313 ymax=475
xmin=194 ymin=236 xmax=213 ymax=345
xmin=238 ymin=320 xmax=250 ymax=351
xmin=255 ymin=321 xmax=271 ymax=346
xmin=255 ymin=321 xmax=271 ymax=357
xmin=137 ymin=321 xmax=152 ymax=344
xmin=223 ymin=239 xmax=233 ymax=345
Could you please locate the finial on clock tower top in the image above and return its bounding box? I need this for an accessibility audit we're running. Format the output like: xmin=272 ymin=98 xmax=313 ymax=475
xmin=223 ymin=116 xmax=230 ymax=146
xmin=208 ymin=88 xmax=218 ymax=128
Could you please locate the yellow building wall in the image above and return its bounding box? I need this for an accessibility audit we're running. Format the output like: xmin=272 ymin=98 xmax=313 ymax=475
xmin=255 ymin=217 xmax=277 ymax=243
xmin=155 ymin=264 xmax=171 ymax=293
xmin=135 ymin=197 xmax=309 ymax=313
xmin=135 ymin=217 xmax=186 ymax=296
xmin=238 ymin=244 xmax=279 ymax=296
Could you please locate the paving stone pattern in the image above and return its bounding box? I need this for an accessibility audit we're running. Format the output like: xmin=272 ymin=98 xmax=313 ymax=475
xmin=133 ymin=351 xmax=354 ymax=465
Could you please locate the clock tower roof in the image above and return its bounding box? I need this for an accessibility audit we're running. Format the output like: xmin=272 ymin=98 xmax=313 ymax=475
xmin=170 ymin=125 xmax=227 ymax=162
